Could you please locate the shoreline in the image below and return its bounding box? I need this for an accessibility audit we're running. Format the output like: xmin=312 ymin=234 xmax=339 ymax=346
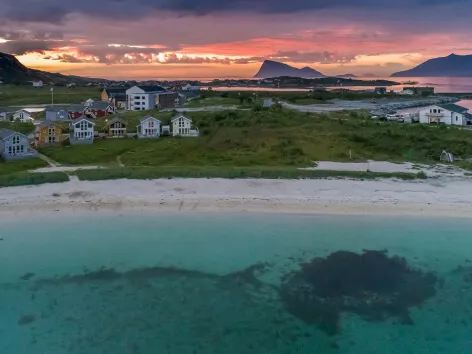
xmin=1 ymin=177 xmax=472 ymax=218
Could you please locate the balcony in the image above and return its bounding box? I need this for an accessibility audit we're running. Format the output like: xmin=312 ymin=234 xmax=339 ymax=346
xmin=426 ymin=112 xmax=444 ymax=117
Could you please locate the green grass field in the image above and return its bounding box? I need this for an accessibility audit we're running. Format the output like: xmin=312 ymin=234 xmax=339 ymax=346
xmin=184 ymin=96 xmax=241 ymax=108
xmin=0 ymin=85 xmax=99 ymax=106
xmin=0 ymin=171 xmax=69 ymax=188
xmin=36 ymin=108 xmax=472 ymax=169
xmin=0 ymin=158 xmax=48 ymax=176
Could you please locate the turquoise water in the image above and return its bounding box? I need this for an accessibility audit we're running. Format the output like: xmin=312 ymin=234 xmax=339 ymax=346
xmin=1 ymin=212 xmax=472 ymax=353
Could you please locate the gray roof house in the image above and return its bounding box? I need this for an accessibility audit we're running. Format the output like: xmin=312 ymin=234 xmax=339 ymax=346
xmin=45 ymin=105 xmax=69 ymax=121
xmin=137 ymin=116 xmax=161 ymax=139
xmin=419 ymin=103 xmax=472 ymax=126
xmin=69 ymin=116 xmax=95 ymax=145
xmin=0 ymin=128 xmax=38 ymax=161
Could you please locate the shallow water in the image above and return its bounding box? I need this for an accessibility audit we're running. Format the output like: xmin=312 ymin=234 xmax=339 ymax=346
xmin=1 ymin=212 xmax=472 ymax=353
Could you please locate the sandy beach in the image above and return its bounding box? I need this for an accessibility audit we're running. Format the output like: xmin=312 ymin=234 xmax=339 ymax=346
xmin=1 ymin=177 xmax=472 ymax=217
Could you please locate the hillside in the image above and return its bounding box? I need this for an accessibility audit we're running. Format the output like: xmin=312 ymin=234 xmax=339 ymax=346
xmin=0 ymin=52 xmax=106 ymax=84
xmin=391 ymin=53 xmax=472 ymax=77
xmin=253 ymin=60 xmax=325 ymax=78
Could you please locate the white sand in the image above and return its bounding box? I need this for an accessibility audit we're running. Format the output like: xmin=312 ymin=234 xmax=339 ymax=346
xmin=1 ymin=177 xmax=472 ymax=218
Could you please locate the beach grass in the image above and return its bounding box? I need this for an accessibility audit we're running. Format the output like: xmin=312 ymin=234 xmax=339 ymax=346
xmin=38 ymin=109 xmax=472 ymax=169
xmin=76 ymin=166 xmax=425 ymax=181
xmin=0 ymin=171 xmax=69 ymax=187
xmin=0 ymin=158 xmax=48 ymax=175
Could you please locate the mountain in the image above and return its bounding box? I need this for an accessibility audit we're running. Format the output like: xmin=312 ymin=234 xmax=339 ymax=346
xmin=391 ymin=53 xmax=472 ymax=77
xmin=253 ymin=60 xmax=325 ymax=78
xmin=335 ymin=73 xmax=357 ymax=78
xmin=0 ymin=52 xmax=106 ymax=84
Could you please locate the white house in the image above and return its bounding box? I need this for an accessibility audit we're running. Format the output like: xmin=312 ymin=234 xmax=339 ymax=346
xmin=32 ymin=80 xmax=44 ymax=88
xmin=182 ymin=83 xmax=200 ymax=91
xmin=398 ymin=89 xmax=414 ymax=96
xmin=0 ymin=107 xmax=7 ymax=121
xmin=137 ymin=116 xmax=161 ymax=139
xmin=70 ymin=116 xmax=95 ymax=145
xmin=85 ymin=98 xmax=94 ymax=106
xmin=125 ymin=85 xmax=167 ymax=110
xmin=419 ymin=104 xmax=472 ymax=126
xmin=13 ymin=110 xmax=33 ymax=122
xmin=171 ymin=114 xmax=199 ymax=137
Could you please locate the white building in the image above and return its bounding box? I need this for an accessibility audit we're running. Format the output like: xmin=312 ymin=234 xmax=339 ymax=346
xmin=182 ymin=83 xmax=200 ymax=91
xmin=0 ymin=107 xmax=7 ymax=121
xmin=85 ymin=98 xmax=94 ymax=106
xmin=32 ymin=80 xmax=44 ymax=88
xmin=137 ymin=116 xmax=161 ymax=139
xmin=13 ymin=110 xmax=33 ymax=122
xmin=398 ymin=89 xmax=414 ymax=96
xmin=419 ymin=104 xmax=472 ymax=126
xmin=125 ymin=85 xmax=167 ymax=110
xmin=70 ymin=116 xmax=95 ymax=145
xmin=171 ymin=114 xmax=199 ymax=137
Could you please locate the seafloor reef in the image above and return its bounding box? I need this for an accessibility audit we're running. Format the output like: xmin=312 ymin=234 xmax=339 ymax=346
xmin=279 ymin=249 xmax=438 ymax=335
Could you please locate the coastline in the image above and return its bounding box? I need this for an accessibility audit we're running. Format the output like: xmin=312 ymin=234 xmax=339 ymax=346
xmin=1 ymin=177 xmax=472 ymax=218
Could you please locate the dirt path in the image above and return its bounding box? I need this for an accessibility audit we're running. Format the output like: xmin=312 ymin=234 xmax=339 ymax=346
xmin=116 ymin=155 xmax=125 ymax=167
xmin=38 ymin=153 xmax=60 ymax=167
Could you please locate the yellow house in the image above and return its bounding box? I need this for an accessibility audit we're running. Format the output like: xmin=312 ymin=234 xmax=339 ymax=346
xmin=35 ymin=121 xmax=63 ymax=147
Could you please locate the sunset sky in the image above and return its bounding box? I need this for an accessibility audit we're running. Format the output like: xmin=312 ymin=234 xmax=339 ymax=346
xmin=0 ymin=0 xmax=471 ymax=80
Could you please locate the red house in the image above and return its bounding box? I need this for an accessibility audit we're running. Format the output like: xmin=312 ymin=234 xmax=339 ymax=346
xmin=68 ymin=105 xmax=88 ymax=120
xmin=87 ymin=101 xmax=115 ymax=118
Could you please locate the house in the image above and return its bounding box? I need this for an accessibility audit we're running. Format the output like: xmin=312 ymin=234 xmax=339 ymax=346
xmin=375 ymin=87 xmax=387 ymax=95
xmin=35 ymin=121 xmax=63 ymax=147
xmin=0 ymin=107 xmax=7 ymax=121
xmin=45 ymin=106 xmax=69 ymax=121
xmin=176 ymin=91 xmax=200 ymax=105
xmin=182 ymin=83 xmax=201 ymax=91
xmin=419 ymin=104 xmax=472 ymax=126
xmin=0 ymin=129 xmax=38 ymax=161
xmin=87 ymin=101 xmax=115 ymax=117
xmin=69 ymin=116 xmax=95 ymax=145
xmin=32 ymin=80 xmax=43 ymax=88
xmin=68 ymin=105 xmax=88 ymax=120
xmin=101 ymin=88 xmax=127 ymax=108
xmin=85 ymin=98 xmax=94 ymax=106
xmin=404 ymin=86 xmax=434 ymax=96
xmin=125 ymin=85 xmax=176 ymax=110
xmin=398 ymin=89 xmax=415 ymax=96
xmin=13 ymin=110 xmax=33 ymax=122
xmin=171 ymin=114 xmax=199 ymax=137
xmin=137 ymin=116 xmax=161 ymax=139
xmin=107 ymin=117 xmax=127 ymax=138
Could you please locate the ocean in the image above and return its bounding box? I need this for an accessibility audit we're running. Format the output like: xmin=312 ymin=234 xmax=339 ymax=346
xmin=1 ymin=211 xmax=472 ymax=354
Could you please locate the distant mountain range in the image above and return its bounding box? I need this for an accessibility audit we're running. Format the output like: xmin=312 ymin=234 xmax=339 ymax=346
xmin=335 ymin=74 xmax=357 ymax=78
xmin=0 ymin=52 xmax=105 ymax=84
xmin=253 ymin=60 xmax=325 ymax=78
xmin=391 ymin=53 xmax=472 ymax=77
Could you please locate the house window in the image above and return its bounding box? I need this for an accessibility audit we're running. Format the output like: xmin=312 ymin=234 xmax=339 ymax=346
xmin=142 ymin=96 xmax=145 ymax=99
xmin=456 ymin=116 xmax=459 ymax=122
xmin=149 ymin=121 xmax=154 ymax=128
xmin=134 ymin=96 xmax=141 ymax=99
xmin=49 ymin=127 xmax=55 ymax=135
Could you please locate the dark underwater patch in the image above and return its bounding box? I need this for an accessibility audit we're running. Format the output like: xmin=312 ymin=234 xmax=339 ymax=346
xmin=279 ymin=249 xmax=438 ymax=335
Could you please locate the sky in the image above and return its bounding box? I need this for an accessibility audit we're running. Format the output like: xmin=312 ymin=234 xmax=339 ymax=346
xmin=0 ymin=0 xmax=471 ymax=80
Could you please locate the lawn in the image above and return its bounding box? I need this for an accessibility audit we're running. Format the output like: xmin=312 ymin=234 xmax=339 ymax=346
xmin=37 ymin=108 xmax=472 ymax=170
xmin=0 ymin=85 xmax=99 ymax=106
xmin=184 ymin=96 xmax=241 ymax=108
xmin=0 ymin=158 xmax=48 ymax=175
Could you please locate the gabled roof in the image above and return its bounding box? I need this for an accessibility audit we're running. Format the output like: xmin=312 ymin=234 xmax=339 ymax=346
xmin=69 ymin=104 xmax=87 ymax=112
xmin=109 ymin=92 xmax=126 ymax=99
xmin=104 ymin=88 xmax=127 ymax=95
xmin=37 ymin=120 xmax=59 ymax=129
xmin=171 ymin=114 xmax=192 ymax=122
xmin=465 ymin=113 xmax=472 ymax=120
xmin=73 ymin=116 xmax=96 ymax=125
xmin=136 ymin=85 xmax=167 ymax=93
xmin=438 ymin=103 xmax=468 ymax=114
xmin=14 ymin=109 xmax=30 ymax=115
xmin=107 ymin=117 xmax=126 ymax=126
xmin=0 ymin=107 xmax=6 ymax=113
xmin=89 ymin=101 xmax=112 ymax=110
xmin=139 ymin=115 xmax=161 ymax=123
xmin=45 ymin=105 xmax=69 ymax=112
xmin=0 ymin=128 xmax=16 ymax=140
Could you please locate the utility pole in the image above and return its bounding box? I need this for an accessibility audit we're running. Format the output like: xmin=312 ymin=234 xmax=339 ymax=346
xmin=51 ymin=87 xmax=54 ymax=105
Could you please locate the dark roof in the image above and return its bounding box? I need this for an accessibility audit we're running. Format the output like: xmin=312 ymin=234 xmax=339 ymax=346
xmin=89 ymin=101 xmax=112 ymax=110
xmin=107 ymin=117 xmax=126 ymax=126
xmin=45 ymin=105 xmax=69 ymax=112
xmin=171 ymin=114 xmax=192 ymax=122
xmin=69 ymin=104 xmax=87 ymax=112
xmin=465 ymin=113 xmax=472 ymax=120
xmin=136 ymin=85 xmax=167 ymax=93
xmin=139 ymin=115 xmax=161 ymax=123
xmin=104 ymin=88 xmax=127 ymax=95
xmin=0 ymin=128 xmax=15 ymax=139
xmin=179 ymin=91 xmax=200 ymax=99
xmin=0 ymin=106 xmax=6 ymax=113
xmin=438 ymin=103 xmax=468 ymax=114
xmin=157 ymin=91 xmax=177 ymax=96
xmin=109 ymin=92 xmax=126 ymax=100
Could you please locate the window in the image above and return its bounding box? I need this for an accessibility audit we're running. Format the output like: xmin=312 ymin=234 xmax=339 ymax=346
xmin=134 ymin=96 xmax=141 ymax=99
xmin=456 ymin=116 xmax=459 ymax=122
xmin=142 ymin=96 xmax=145 ymax=99
xmin=149 ymin=121 xmax=154 ymax=128
xmin=49 ymin=127 xmax=55 ymax=135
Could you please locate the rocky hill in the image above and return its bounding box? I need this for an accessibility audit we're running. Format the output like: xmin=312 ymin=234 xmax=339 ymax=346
xmin=391 ymin=53 xmax=472 ymax=77
xmin=0 ymin=52 xmax=106 ymax=84
xmin=253 ymin=60 xmax=325 ymax=78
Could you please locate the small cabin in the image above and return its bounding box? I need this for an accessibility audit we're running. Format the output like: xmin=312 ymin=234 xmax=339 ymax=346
xmin=107 ymin=117 xmax=127 ymax=138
